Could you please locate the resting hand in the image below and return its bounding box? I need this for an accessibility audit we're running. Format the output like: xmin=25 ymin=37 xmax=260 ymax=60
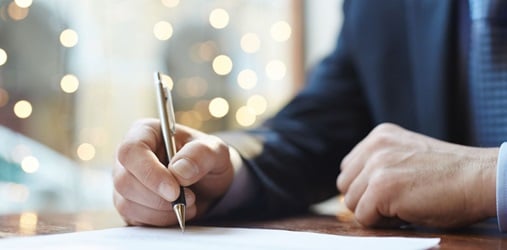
xmin=337 ymin=123 xmax=497 ymax=228
xmin=113 ymin=118 xmax=235 ymax=226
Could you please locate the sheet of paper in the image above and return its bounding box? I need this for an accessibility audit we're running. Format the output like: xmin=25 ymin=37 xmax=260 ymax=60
xmin=0 ymin=226 xmax=439 ymax=250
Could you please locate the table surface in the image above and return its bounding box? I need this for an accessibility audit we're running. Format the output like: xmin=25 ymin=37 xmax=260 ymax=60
xmin=0 ymin=210 xmax=506 ymax=249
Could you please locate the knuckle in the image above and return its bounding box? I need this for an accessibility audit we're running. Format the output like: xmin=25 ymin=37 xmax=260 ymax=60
xmin=114 ymin=196 xmax=132 ymax=218
xmin=116 ymin=141 xmax=137 ymax=166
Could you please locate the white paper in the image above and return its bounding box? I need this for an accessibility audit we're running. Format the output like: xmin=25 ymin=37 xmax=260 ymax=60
xmin=0 ymin=226 xmax=439 ymax=250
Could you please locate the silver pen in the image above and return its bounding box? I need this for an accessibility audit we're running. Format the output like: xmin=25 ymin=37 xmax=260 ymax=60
xmin=154 ymin=72 xmax=186 ymax=232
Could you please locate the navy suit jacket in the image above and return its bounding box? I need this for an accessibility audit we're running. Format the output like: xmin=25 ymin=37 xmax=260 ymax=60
xmin=220 ymin=0 xmax=462 ymax=217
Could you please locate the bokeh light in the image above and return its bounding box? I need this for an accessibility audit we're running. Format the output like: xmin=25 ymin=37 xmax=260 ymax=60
xmin=270 ymin=21 xmax=292 ymax=42
xmin=212 ymin=55 xmax=233 ymax=75
xmin=8 ymin=1 xmax=29 ymax=21
xmin=247 ymin=95 xmax=268 ymax=115
xmin=161 ymin=0 xmax=179 ymax=8
xmin=237 ymin=69 xmax=258 ymax=90
xmin=265 ymin=60 xmax=287 ymax=80
xmin=0 ymin=48 xmax=7 ymax=66
xmin=77 ymin=143 xmax=96 ymax=161
xmin=14 ymin=100 xmax=32 ymax=119
xmin=60 ymin=74 xmax=80 ymax=93
xmin=209 ymin=8 xmax=229 ymax=29
xmin=241 ymin=33 xmax=261 ymax=53
xmin=153 ymin=21 xmax=173 ymax=41
xmin=161 ymin=74 xmax=174 ymax=90
xmin=21 ymin=156 xmax=39 ymax=174
xmin=6 ymin=183 xmax=29 ymax=203
xmin=15 ymin=0 xmax=33 ymax=8
xmin=0 ymin=88 xmax=8 ymax=108
xmin=19 ymin=212 xmax=37 ymax=235
xmin=209 ymin=97 xmax=229 ymax=118
xmin=236 ymin=106 xmax=256 ymax=127
xmin=60 ymin=29 xmax=79 ymax=48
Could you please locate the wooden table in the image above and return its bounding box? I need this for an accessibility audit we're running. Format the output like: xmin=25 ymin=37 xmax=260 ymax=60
xmin=0 ymin=210 xmax=506 ymax=249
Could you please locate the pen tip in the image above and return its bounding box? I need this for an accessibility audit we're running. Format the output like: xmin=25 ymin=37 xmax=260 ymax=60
xmin=173 ymin=204 xmax=186 ymax=233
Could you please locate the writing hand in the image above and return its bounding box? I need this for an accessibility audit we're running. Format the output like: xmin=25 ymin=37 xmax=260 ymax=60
xmin=113 ymin=118 xmax=234 ymax=226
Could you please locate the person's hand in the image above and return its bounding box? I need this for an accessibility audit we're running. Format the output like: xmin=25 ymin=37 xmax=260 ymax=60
xmin=337 ymin=123 xmax=498 ymax=228
xmin=113 ymin=118 xmax=235 ymax=226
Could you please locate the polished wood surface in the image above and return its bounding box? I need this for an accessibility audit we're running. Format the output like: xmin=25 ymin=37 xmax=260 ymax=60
xmin=0 ymin=210 xmax=506 ymax=249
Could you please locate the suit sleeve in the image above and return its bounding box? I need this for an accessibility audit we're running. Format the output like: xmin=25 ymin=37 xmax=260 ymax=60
xmin=216 ymin=1 xmax=373 ymax=219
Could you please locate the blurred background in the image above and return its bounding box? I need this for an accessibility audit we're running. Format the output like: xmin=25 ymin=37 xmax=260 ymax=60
xmin=0 ymin=0 xmax=342 ymax=215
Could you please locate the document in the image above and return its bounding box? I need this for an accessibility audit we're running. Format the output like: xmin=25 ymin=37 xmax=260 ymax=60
xmin=0 ymin=226 xmax=439 ymax=250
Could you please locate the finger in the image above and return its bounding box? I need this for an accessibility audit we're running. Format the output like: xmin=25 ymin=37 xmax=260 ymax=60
xmin=114 ymin=189 xmax=197 ymax=227
xmin=116 ymin=119 xmax=181 ymax=202
xmin=114 ymin=161 xmax=192 ymax=210
xmin=353 ymin=185 xmax=384 ymax=228
xmin=169 ymin=136 xmax=232 ymax=187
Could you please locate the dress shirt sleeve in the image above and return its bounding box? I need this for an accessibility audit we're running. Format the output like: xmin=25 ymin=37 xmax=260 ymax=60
xmin=496 ymin=142 xmax=507 ymax=231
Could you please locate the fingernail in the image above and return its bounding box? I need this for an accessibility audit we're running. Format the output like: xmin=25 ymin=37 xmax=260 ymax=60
xmin=172 ymin=158 xmax=199 ymax=180
xmin=158 ymin=182 xmax=175 ymax=201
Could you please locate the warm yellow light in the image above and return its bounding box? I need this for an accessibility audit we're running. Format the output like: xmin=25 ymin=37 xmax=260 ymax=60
xmin=178 ymin=111 xmax=203 ymax=129
xmin=209 ymin=97 xmax=229 ymax=118
xmin=60 ymin=29 xmax=79 ymax=48
xmin=209 ymin=8 xmax=229 ymax=29
xmin=194 ymin=100 xmax=212 ymax=121
xmin=240 ymin=33 xmax=261 ymax=53
xmin=7 ymin=2 xmax=28 ymax=21
xmin=198 ymin=41 xmax=217 ymax=61
xmin=14 ymin=100 xmax=32 ymax=119
xmin=19 ymin=212 xmax=37 ymax=235
xmin=161 ymin=0 xmax=179 ymax=8
xmin=0 ymin=48 xmax=7 ymax=66
xmin=237 ymin=69 xmax=257 ymax=90
xmin=186 ymin=77 xmax=208 ymax=97
xmin=77 ymin=143 xmax=96 ymax=161
xmin=266 ymin=60 xmax=287 ymax=81
xmin=15 ymin=0 xmax=32 ymax=8
xmin=161 ymin=74 xmax=174 ymax=90
xmin=153 ymin=21 xmax=173 ymax=41
xmin=247 ymin=95 xmax=268 ymax=115
xmin=21 ymin=156 xmax=39 ymax=174
xmin=7 ymin=183 xmax=29 ymax=203
xmin=0 ymin=88 xmax=8 ymax=108
xmin=236 ymin=106 xmax=256 ymax=127
xmin=212 ymin=55 xmax=233 ymax=76
xmin=60 ymin=74 xmax=79 ymax=93
xmin=271 ymin=21 xmax=292 ymax=42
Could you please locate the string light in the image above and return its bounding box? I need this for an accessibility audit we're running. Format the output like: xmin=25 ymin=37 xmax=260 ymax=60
xmin=236 ymin=106 xmax=256 ymax=127
xmin=247 ymin=95 xmax=268 ymax=115
xmin=60 ymin=74 xmax=79 ymax=93
xmin=265 ymin=60 xmax=287 ymax=80
xmin=209 ymin=8 xmax=229 ymax=29
xmin=237 ymin=69 xmax=258 ymax=90
xmin=161 ymin=0 xmax=179 ymax=8
xmin=0 ymin=48 xmax=7 ymax=66
xmin=21 ymin=156 xmax=39 ymax=174
xmin=270 ymin=21 xmax=292 ymax=42
xmin=7 ymin=1 xmax=28 ymax=21
xmin=161 ymin=74 xmax=174 ymax=90
xmin=153 ymin=21 xmax=173 ymax=41
xmin=18 ymin=212 xmax=37 ymax=235
xmin=212 ymin=55 xmax=233 ymax=75
xmin=60 ymin=29 xmax=79 ymax=48
xmin=209 ymin=97 xmax=229 ymax=118
xmin=14 ymin=0 xmax=33 ymax=8
xmin=240 ymin=33 xmax=261 ymax=53
xmin=77 ymin=143 xmax=96 ymax=161
xmin=13 ymin=100 xmax=32 ymax=119
xmin=6 ymin=183 xmax=29 ymax=203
